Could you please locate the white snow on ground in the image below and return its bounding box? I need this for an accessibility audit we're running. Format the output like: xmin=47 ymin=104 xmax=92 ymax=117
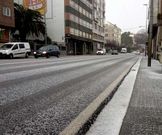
xmin=86 ymin=58 xmax=141 ymax=135
xmin=144 ymin=60 xmax=162 ymax=80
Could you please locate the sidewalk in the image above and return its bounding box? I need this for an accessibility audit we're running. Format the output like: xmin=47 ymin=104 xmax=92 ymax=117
xmin=87 ymin=57 xmax=162 ymax=135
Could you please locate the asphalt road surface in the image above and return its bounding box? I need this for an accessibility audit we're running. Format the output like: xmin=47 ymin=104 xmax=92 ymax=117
xmin=0 ymin=54 xmax=139 ymax=134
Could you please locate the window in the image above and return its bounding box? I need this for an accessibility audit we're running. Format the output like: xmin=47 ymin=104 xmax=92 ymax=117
xmin=70 ymin=28 xmax=75 ymax=34
xmin=19 ymin=44 xmax=25 ymax=49
xmin=79 ymin=31 xmax=82 ymax=37
xmin=2 ymin=7 xmax=11 ymax=17
xmin=79 ymin=6 xmax=82 ymax=13
xmin=12 ymin=45 xmax=18 ymax=50
xmin=105 ymin=34 xmax=108 ymax=37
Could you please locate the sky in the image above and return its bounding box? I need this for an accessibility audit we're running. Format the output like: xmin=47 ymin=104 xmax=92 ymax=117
xmin=105 ymin=0 xmax=149 ymax=33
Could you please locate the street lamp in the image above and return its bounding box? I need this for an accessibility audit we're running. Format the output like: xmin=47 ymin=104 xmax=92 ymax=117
xmin=143 ymin=4 xmax=148 ymax=31
xmin=148 ymin=0 xmax=153 ymax=67
xmin=143 ymin=4 xmax=148 ymax=56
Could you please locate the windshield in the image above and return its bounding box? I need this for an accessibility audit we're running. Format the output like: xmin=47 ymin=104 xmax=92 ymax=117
xmin=39 ymin=46 xmax=48 ymax=51
xmin=0 ymin=44 xmax=13 ymax=50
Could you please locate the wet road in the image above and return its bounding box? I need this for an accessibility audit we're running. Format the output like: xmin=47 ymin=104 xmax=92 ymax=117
xmin=0 ymin=54 xmax=138 ymax=134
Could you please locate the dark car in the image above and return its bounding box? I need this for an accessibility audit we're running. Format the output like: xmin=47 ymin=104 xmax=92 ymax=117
xmin=111 ymin=50 xmax=118 ymax=55
xmin=34 ymin=45 xmax=60 ymax=58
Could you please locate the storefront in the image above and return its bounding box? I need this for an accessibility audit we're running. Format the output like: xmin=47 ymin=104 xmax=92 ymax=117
xmin=66 ymin=35 xmax=93 ymax=55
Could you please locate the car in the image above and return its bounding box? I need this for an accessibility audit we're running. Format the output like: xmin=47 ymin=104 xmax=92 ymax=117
xmin=132 ymin=50 xmax=140 ymax=55
xmin=34 ymin=44 xmax=60 ymax=58
xmin=96 ymin=48 xmax=106 ymax=55
xmin=111 ymin=50 xmax=118 ymax=55
xmin=121 ymin=48 xmax=127 ymax=53
xmin=0 ymin=42 xmax=31 ymax=59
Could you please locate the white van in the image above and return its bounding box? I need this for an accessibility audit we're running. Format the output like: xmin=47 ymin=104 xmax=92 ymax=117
xmin=96 ymin=48 xmax=106 ymax=55
xmin=121 ymin=48 xmax=127 ymax=53
xmin=0 ymin=42 xmax=31 ymax=58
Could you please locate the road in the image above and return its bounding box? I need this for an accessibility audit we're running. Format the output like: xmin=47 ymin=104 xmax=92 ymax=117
xmin=0 ymin=54 xmax=139 ymax=134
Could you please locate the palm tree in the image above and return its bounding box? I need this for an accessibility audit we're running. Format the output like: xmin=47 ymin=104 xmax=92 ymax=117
xmin=11 ymin=3 xmax=45 ymax=41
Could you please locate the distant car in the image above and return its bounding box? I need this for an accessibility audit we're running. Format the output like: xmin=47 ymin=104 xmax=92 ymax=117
xmin=96 ymin=48 xmax=106 ymax=55
xmin=111 ymin=50 xmax=118 ymax=55
xmin=0 ymin=42 xmax=31 ymax=59
xmin=34 ymin=45 xmax=60 ymax=58
xmin=121 ymin=48 xmax=127 ymax=53
xmin=132 ymin=50 xmax=140 ymax=55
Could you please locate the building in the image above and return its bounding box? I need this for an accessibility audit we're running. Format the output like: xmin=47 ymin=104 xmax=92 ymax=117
xmin=0 ymin=0 xmax=15 ymax=43
xmin=155 ymin=0 xmax=162 ymax=63
xmin=148 ymin=0 xmax=162 ymax=63
xmin=64 ymin=0 xmax=93 ymax=55
xmin=104 ymin=22 xmax=121 ymax=47
xmin=92 ymin=0 xmax=105 ymax=53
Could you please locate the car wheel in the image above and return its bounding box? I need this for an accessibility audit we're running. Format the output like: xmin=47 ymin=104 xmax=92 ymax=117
xmin=34 ymin=55 xmax=38 ymax=58
xmin=9 ymin=54 xmax=13 ymax=59
xmin=46 ymin=54 xmax=50 ymax=58
xmin=57 ymin=54 xmax=60 ymax=58
xmin=25 ymin=53 xmax=29 ymax=58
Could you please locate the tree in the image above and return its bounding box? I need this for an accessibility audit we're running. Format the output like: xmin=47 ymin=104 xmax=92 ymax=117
xmin=11 ymin=3 xmax=45 ymax=41
xmin=121 ymin=32 xmax=133 ymax=47
xmin=134 ymin=29 xmax=148 ymax=45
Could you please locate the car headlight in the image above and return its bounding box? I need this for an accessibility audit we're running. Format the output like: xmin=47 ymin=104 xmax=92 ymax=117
xmin=43 ymin=51 xmax=47 ymax=54
xmin=34 ymin=52 xmax=37 ymax=54
xmin=5 ymin=50 xmax=9 ymax=54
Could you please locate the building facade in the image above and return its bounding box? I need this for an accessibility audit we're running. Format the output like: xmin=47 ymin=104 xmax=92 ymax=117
xmin=65 ymin=0 xmax=93 ymax=55
xmin=92 ymin=0 xmax=105 ymax=53
xmin=104 ymin=22 xmax=121 ymax=46
xmin=156 ymin=0 xmax=162 ymax=63
xmin=0 ymin=0 xmax=15 ymax=43
xmin=148 ymin=0 xmax=162 ymax=63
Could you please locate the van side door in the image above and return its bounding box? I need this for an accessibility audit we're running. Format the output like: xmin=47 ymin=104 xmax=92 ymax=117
xmin=19 ymin=44 xmax=26 ymax=57
xmin=12 ymin=44 xmax=19 ymax=57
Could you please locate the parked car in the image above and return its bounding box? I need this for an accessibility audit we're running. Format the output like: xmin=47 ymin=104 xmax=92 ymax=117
xmin=111 ymin=50 xmax=118 ymax=55
xmin=0 ymin=42 xmax=31 ymax=58
xmin=34 ymin=44 xmax=60 ymax=58
xmin=132 ymin=50 xmax=140 ymax=55
xmin=96 ymin=48 xmax=106 ymax=55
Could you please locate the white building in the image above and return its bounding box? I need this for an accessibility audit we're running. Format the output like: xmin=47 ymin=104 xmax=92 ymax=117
xmin=104 ymin=21 xmax=122 ymax=46
xmin=46 ymin=0 xmax=65 ymax=45
xmin=14 ymin=0 xmax=65 ymax=45
xmin=92 ymin=0 xmax=105 ymax=52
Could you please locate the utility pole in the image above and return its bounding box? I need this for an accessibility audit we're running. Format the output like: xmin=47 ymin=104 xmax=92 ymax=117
xmin=148 ymin=0 xmax=153 ymax=67
xmin=44 ymin=14 xmax=47 ymax=46
xmin=143 ymin=4 xmax=148 ymax=56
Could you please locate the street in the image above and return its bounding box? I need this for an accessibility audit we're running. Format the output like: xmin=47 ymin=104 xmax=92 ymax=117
xmin=0 ymin=54 xmax=139 ymax=134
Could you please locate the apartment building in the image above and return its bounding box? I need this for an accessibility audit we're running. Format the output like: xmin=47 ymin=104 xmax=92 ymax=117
xmin=92 ymin=0 xmax=105 ymax=53
xmin=65 ymin=0 xmax=93 ymax=55
xmin=148 ymin=0 xmax=162 ymax=63
xmin=0 ymin=0 xmax=15 ymax=43
xmin=104 ymin=22 xmax=121 ymax=46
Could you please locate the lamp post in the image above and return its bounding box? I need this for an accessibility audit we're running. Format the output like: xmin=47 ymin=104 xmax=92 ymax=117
xmin=143 ymin=4 xmax=148 ymax=31
xmin=148 ymin=0 xmax=153 ymax=67
xmin=143 ymin=4 xmax=148 ymax=56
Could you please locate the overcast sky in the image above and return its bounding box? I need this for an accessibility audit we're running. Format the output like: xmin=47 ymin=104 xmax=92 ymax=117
xmin=105 ymin=0 xmax=149 ymax=33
